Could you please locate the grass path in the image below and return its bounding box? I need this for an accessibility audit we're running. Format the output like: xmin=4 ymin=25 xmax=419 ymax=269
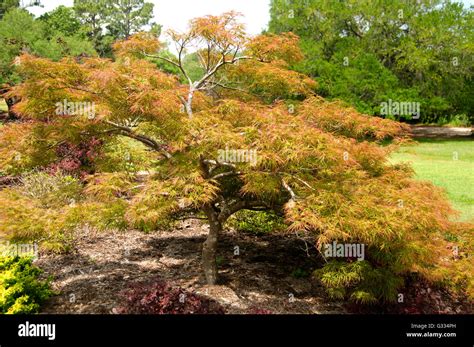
xmin=0 ymin=99 xmax=7 ymax=112
xmin=390 ymin=138 xmax=474 ymax=222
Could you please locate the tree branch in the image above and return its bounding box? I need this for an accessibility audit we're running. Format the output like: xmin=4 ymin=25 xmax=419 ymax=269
xmin=210 ymin=171 xmax=242 ymax=180
xmin=142 ymin=51 xmax=193 ymax=87
xmin=104 ymin=120 xmax=172 ymax=159
xmin=202 ymin=159 xmax=237 ymax=170
xmin=282 ymin=179 xmax=297 ymax=200
xmin=194 ymin=56 xmax=252 ymax=90
xmin=218 ymin=199 xmax=269 ymax=223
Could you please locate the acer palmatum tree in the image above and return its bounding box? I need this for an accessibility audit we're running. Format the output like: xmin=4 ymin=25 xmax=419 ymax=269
xmin=0 ymin=12 xmax=471 ymax=301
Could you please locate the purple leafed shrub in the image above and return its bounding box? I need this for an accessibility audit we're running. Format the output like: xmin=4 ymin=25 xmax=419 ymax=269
xmin=247 ymin=307 xmax=274 ymax=315
xmin=116 ymin=279 xmax=226 ymax=314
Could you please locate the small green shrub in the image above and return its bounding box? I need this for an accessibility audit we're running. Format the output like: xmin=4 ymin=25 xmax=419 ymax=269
xmin=434 ymin=114 xmax=471 ymax=127
xmin=0 ymin=256 xmax=53 ymax=314
xmin=314 ymin=260 xmax=404 ymax=304
xmin=95 ymin=137 xmax=156 ymax=173
xmin=19 ymin=171 xmax=83 ymax=208
xmin=228 ymin=210 xmax=287 ymax=235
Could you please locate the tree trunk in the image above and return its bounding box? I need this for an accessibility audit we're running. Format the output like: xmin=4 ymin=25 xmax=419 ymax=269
xmin=2 ymin=97 xmax=19 ymax=120
xmin=202 ymin=207 xmax=222 ymax=285
xmin=185 ymin=90 xmax=194 ymax=118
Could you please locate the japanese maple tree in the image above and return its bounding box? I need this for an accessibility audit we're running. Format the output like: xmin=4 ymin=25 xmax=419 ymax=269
xmin=0 ymin=12 xmax=471 ymax=301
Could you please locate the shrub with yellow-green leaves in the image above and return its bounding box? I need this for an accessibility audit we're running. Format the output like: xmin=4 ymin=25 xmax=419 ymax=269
xmin=0 ymin=256 xmax=53 ymax=314
xmin=0 ymin=172 xmax=131 ymax=251
xmin=94 ymin=137 xmax=157 ymax=173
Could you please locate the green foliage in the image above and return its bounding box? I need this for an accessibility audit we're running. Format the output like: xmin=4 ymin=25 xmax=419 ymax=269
xmin=0 ymin=256 xmax=53 ymax=314
xmin=39 ymin=5 xmax=85 ymax=37
xmin=433 ymin=114 xmax=472 ymax=127
xmin=18 ymin=171 xmax=83 ymax=208
xmin=229 ymin=210 xmax=286 ymax=235
xmin=182 ymin=52 xmax=205 ymax=81
xmin=269 ymin=0 xmax=474 ymax=123
xmin=75 ymin=200 xmax=129 ymax=231
xmin=74 ymin=0 xmax=155 ymax=57
xmin=95 ymin=136 xmax=156 ymax=173
xmin=147 ymin=49 xmax=182 ymax=76
xmin=105 ymin=0 xmax=155 ymax=39
xmin=314 ymin=260 xmax=403 ymax=304
xmin=0 ymin=8 xmax=96 ymax=85
xmin=0 ymin=0 xmax=19 ymax=20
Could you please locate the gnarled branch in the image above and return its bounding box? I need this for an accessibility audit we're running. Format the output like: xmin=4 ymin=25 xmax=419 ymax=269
xmin=104 ymin=120 xmax=172 ymax=159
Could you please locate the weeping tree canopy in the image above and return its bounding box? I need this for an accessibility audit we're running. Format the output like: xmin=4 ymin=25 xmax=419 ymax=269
xmin=0 ymin=12 xmax=471 ymax=301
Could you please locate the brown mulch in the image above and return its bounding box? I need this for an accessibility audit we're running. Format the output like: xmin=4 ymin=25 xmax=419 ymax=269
xmin=34 ymin=221 xmax=472 ymax=314
xmin=35 ymin=222 xmax=344 ymax=314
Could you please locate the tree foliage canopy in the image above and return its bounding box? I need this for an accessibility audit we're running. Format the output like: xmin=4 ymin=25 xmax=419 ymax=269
xmin=269 ymin=0 xmax=474 ymax=123
xmin=0 ymin=12 xmax=472 ymax=301
xmin=73 ymin=0 xmax=157 ymax=56
xmin=0 ymin=8 xmax=95 ymax=86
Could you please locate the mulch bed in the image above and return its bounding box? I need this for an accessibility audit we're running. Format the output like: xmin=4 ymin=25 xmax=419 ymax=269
xmin=34 ymin=221 xmax=472 ymax=314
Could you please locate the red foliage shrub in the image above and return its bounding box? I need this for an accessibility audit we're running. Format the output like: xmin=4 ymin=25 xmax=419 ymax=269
xmin=47 ymin=137 xmax=102 ymax=177
xmin=116 ymin=279 xmax=226 ymax=314
xmin=247 ymin=307 xmax=273 ymax=314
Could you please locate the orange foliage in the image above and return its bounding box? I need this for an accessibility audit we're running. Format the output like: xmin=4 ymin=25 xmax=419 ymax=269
xmin=113 ymin=32 xmax=163 ymax=58
xmin=299 ymin=97 xmax=410 ymax=141
xmin=246 ymin=32 xmax=304 ymax=65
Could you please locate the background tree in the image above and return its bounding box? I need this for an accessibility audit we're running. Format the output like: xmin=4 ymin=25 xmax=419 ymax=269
xmin=1 ymin=0 xmax=43 ymax=19
xmin=73 ymin=0 xmax=156 ymax=57
xmin=0 ymin=0 xmax=19 ymax=19
xmin=39 ymin=5 xmax=85 ymax=38
xmin=106 ymin=0 xmax=155 ymax=39
xmin=73 ymin=0 xmax=112 ymax=57
xmin=0 ymin=8 xmax=95 ymax=117
xmin=269 ymin=0 xmax=474 ymax=124
xmin=0 ymin=13 xmax=471 ymax=301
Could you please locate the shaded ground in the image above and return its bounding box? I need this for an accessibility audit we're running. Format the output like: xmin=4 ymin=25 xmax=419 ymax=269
xmin=36 ymin=222 xmax=345 ymax=314
xmin=35 ymin=221 xmax=472 ymax=314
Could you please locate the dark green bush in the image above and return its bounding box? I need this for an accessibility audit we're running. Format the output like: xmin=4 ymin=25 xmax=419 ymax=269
xmin=228 ymin=210 xmax=287 ymax=235
xmin=0 ymin=256 xmax=53 ymax=314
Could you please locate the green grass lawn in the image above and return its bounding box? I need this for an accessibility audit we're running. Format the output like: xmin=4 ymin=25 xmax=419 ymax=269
xmin=0 ymin=99 xmax=7 ymax=112
xmin=390 ymin=138 xmax=474 ymax=222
